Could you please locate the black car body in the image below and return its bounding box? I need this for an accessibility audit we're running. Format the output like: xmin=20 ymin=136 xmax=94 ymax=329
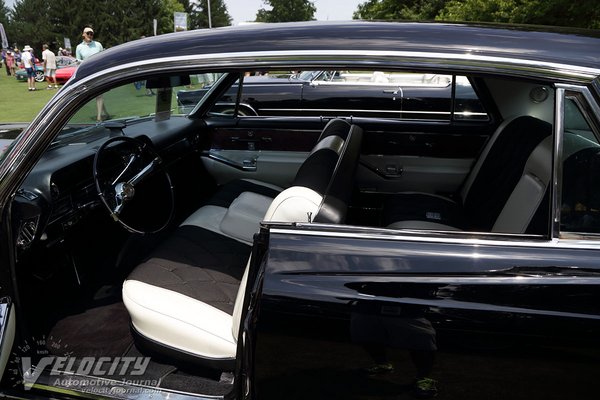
xmin=0 ymin=21 xmax=600 ymax=400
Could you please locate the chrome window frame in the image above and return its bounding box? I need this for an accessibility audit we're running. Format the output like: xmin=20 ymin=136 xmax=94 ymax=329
xmin=555 ymin=84 xmax=600 ymax=241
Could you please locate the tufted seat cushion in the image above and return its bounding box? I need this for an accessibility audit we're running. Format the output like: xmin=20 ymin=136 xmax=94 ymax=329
xmin=122 ymin=119 xmax=363 ymax=369
xmin=122 ymin=226 xmax=250 ymax=364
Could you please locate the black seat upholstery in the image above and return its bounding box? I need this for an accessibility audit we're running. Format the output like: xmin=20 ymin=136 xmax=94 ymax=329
xmin=384 ymin=116 xmax=553 ymax=234
xmin=122 ymin=120 xmax=363 ymax=369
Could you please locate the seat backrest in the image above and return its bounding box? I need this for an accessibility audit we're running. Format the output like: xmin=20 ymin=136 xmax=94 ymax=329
xmin=264 ymin=124 xmax=362 ymax=224
xmin=491 ymin=135 xmax=552 ymax=233
xmin=315 ymin=124 xmax=363 ymax=223
xmin=291 ymin=118 xmax=352 ymax=195
xmin=461 ymin=116 xmax=553 ymax=231
xmin=231 ymin=120 xmax=363 ymax=342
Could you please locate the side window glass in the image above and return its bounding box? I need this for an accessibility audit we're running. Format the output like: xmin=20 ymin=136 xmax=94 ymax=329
xmin=453 ymin=76 xmax=489 ymax=121
xmin=560 ymin=97 xmax=600 ymax=234
xmin=175 ymin=73 xmax=225 ymax=114
xmin=217 ymin=70 xmax=489 ymax=121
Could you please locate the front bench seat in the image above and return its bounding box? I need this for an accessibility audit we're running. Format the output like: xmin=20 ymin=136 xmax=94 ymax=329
xmin=182 ymin=118 xmax=355 ymax=244
xmin=384 ymin=116 xmax=553 ymax=234
xmin=122 ymin=125 xmax=363 ymax=369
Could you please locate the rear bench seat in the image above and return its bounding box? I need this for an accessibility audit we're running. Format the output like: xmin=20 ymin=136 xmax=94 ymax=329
xmin=383 ymin=116 xmax=553 ymax=234
xmin=122 ymin=120 xmax=363 ymax=368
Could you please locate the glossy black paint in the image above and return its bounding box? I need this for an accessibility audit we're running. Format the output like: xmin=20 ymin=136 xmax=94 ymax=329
xmin=251 ymin=227 xmax=600 ymax=399
xmin=71 ymin=22 xmax=600 ymax=84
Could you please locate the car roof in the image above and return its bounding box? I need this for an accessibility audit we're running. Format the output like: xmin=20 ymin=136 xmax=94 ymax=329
xmin=74 ymin=21 xmax=600 ymax=82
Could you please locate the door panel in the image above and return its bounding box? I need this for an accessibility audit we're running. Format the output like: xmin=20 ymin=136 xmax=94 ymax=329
xmin=204 ymin=123 xmax=323 ymax=187
xmin=358 ymin=155 xmax=473 ymax=193
xmin=202 ymin=150 xmax=309 ymax=187
xmin=358 ymin=126 xmax=489 ymax=195
xmin=252 ymin=229 xmax=600 ymax=400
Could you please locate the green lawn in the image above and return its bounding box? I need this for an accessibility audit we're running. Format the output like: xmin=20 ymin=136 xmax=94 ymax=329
xmin=0 ymin=72 xmax=207 ymax=124
xmin=0 ymin=72 xmax=59 ymax=123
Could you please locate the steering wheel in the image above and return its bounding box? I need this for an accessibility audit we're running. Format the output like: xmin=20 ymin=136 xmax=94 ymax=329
xmin=93 ymin=136 xmax=175 ymax=234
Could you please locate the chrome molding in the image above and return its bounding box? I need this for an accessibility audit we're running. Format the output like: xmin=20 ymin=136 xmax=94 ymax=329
xmin=592 ymin=78 xmax=600 ymax=98
xmin=267 ymin=220 xmax=600 ymax=251
xmin=553 ymin=88 xmax=565 ymax=240
xmin=259 ymin=108 xmax=488 ymax=117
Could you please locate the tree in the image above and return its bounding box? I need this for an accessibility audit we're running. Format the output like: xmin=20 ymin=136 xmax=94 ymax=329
xmin=437 ymin=0 xmax=600 ymax=29
xmin=255 ymin=0 xmax=316 ymax=23
xmin=0 ymin=0 xmax=9 ymax=26
xmin=188 ymin=0 xmax=232 ymax=29
xmin=10 ymin=0 xmax=53 ymax=52
xmin=353 ymin=0 xmax=450 ymax=21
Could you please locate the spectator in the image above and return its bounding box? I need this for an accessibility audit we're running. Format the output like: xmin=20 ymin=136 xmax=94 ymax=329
xmin=6 ymin=51 xmax=15 ymax=76
xmin=13 ymin=48 xmax=21 ymax=69
xmin=76 ymin=26 xmax=109 ymax=121
xmin=42 ymin=44 xmax=58 ymax=89
xmin=21 ymin=45 xmax=36 ymax=91
xmin=76 ymin=26 xmax=104 ymax=61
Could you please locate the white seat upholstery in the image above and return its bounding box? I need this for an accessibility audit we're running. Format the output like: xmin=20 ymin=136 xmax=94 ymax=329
xmin=122 ymin=120 xmax=363 ymax=368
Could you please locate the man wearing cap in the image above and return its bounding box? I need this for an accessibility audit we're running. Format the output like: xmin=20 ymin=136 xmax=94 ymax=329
xmin=21 ymin=45 xmax=36 ymax=91
xmin=76 ymin=27 xmax=104 ymax=61
xmin=76 ymin=26 xmax=109 ymax=121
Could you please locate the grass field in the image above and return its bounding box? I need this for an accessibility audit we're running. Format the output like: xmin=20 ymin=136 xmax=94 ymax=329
xmin=0 ymin=72 xmax=207 ymax=125
xmin=0 ymin=72 xmax=59 ymax=123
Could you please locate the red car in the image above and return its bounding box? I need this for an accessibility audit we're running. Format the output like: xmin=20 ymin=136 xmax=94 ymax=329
xmin=54 ymin=65 xmax=77 ymax=83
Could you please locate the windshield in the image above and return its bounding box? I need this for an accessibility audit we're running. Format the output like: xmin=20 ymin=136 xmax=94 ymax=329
xmin=52 ymin=72 xmax=223 ymax=145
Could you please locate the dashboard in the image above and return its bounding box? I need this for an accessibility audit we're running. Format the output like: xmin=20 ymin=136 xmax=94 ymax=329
xmin=12 ymin=116 xmax=204 ymax=252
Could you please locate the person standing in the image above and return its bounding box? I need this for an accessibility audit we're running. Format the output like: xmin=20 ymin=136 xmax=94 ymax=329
xmin=42 ymin=44 xmax=58 ymax=89
xmin=76 ymin=26 xmax=109 ymax=121
xmin=21 ymin=45 xmax=36 ymax=91
xmin=76 ymin=26 xmax=104 ymax=61
xmin=6 ymin=51 xmax=15 ymax=76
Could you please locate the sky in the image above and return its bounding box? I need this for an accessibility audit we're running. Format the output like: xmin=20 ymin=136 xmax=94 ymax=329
xmin=226 ymin=0 xmax=364 ymax=24
xmin=4 ymin=0 xmax=365 ymax=25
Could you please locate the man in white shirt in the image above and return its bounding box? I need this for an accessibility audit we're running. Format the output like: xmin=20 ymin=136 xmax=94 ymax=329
xmin=42 ymin=44 xmax=58 ymax=89
xmin=21 ymin=45 xmax=36 ymax=91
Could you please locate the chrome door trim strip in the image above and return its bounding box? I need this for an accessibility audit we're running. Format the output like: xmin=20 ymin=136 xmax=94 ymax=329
xmin=337 ymin=276 xmax=600 ymax=285
xmin=267 ymin=223 xmax=600 ymax=250
xmin=259 ymin=108 xmax=489 ymax=117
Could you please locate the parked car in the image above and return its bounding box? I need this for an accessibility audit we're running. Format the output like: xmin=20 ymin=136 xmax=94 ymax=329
xmin=1 ymin=21 xmax=600 ymax=400
xmin=15 ymin=55 xmax=77 ymax=83
xmin=177 ymin=70 xmax=487 ymax=120
xmin=54 ymin=64 xmax=78 ymax=83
